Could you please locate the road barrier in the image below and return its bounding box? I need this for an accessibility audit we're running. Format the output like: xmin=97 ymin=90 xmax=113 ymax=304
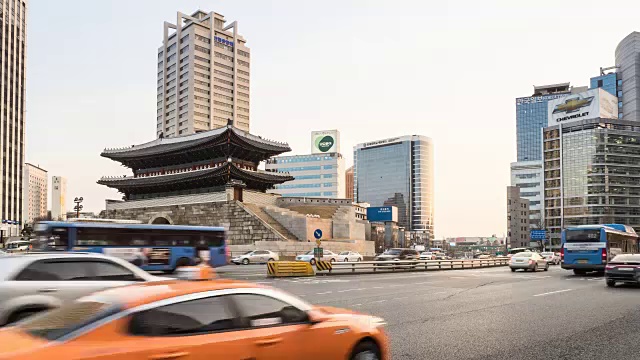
xmin=315 ymin=260 xmax=333 ymax=271
xmin=315 ymin=257 xmax=510 ymax=274
xmin=267 ymin=261 xmax=315 ymax=277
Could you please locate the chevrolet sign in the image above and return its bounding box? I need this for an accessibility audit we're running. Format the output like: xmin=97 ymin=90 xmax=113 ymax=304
xmin=547 ymin=88 xmax=618 ymax=126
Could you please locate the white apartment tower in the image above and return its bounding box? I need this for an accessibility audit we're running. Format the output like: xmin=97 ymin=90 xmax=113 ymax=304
xmin=51 ymin=176 xmax=66 ymax=221
xmin=22 ymin=163 xmax=47 ymax=224
xmin=0 ymin=0 xmax=27 ymax=235
xmin=157 ymin=10 xmax=251 ymax=138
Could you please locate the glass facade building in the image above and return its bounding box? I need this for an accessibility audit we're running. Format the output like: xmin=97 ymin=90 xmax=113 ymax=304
xmin=543 ymin=118 xmax=640 ymax=248
xmin=354 ymin=135 xmax=434 ymax=238
xmin=265 ymin=153 xmax=345 ymax=198
xmin=516 ymin=92 xmax=570 ymax=161
xmin=590 ymin=73 xmax=618 ymax=97
xmin=615 ymin=32 xmax=640 ymax=121
xmin=590 ymin=72 xmax=622 ymax=119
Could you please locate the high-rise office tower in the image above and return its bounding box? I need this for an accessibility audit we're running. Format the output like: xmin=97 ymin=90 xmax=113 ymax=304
xmin=354 ymin=135 xmax=434 ymax=240
xmin=51 ymin=176 xmax=66 ymax=221
xmin=156 ymin=10 xmax=251 ymax=138
xmin=615 ymin=32 xmax=640 ymax=121
xmin=0 ymin=0 xmax=27 ymax=235
xmin=22 ymin=163 xmax=47 ymax=224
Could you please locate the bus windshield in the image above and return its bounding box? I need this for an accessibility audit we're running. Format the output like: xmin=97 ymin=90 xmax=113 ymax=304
xmin=565 ymin=229 xmax=601 ymax=242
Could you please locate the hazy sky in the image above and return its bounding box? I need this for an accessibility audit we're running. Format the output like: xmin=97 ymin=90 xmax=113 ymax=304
xmin=25 ymin=0 xmax=640 ymax=237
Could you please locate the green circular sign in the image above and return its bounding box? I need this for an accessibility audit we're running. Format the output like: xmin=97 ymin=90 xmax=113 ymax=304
xmin=316 ymin=135 xmax=334 ymax=152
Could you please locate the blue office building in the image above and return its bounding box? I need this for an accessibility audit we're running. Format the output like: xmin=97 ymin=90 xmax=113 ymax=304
xmin=354 ymin=135 xmax=433 ymax=238
xmin=590 ymin=69 xmax=623 ymax=119
xmin=590 ymin=72 xmax=617 ymax=96
xmin=516 ymin=83 xmax=576 ymax=162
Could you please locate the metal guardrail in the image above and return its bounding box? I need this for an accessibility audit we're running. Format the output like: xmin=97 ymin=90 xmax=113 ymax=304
xmin=315 ymin=257 xmax=510 ymax=274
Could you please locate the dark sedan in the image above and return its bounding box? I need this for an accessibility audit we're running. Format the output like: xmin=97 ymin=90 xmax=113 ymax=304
xmin=605 ymin=254 xmax=640 ymax=287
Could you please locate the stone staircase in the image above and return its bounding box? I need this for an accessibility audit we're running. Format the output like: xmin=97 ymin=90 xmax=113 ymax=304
xmin=243 ymin=203 xmax=299 ymax=241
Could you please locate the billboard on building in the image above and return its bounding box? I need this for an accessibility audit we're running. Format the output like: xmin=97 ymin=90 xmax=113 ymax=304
xmin=367 ymin=206 xmax=398 ymax=222
xmin=547 ymin=88 xmax=618 ymax=126
xmin=311 ymin=130 xmax=340 ymax=154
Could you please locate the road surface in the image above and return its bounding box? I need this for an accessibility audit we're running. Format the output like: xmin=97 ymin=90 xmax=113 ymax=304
xmin=219 ymin=264 xmax=640 ymax=359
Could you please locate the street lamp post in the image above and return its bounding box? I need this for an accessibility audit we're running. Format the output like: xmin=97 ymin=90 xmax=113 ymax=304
xmin=73 ymin=197 xmax=84 ymax=219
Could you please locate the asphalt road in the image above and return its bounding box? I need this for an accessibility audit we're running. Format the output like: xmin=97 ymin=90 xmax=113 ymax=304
xmin=218 ymin=264 xmax=640 ymax=360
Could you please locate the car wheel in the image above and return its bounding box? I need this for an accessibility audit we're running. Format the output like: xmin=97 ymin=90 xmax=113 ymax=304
xmin=343 ymin=257 xmax=349 ymax=262
xmin=310 ymin=258 xmax=316 ymax=265
xmin=350 ymin=340 xmax=381 ymax=360
xmin=176 ymin=257 xmax=191 ymax=268
xmin=242 ymin=258 xmax=250 ymax=265
xmin=330 ymin=258 xmax=336 ymax=263
xmin=544 ymin=264 xmax=549 ymax=271
xmin=532 ymin=264 xmax=538 ymax=272
xmin=511 ymin=268 xmax=516 ymax=272
xmin=606 ymin=280 xmax=616 ymax=287
xmin=268 ymin=258 xmax=275 ymax=262
xmin=357 ymin=257 xmax=362 ymax=262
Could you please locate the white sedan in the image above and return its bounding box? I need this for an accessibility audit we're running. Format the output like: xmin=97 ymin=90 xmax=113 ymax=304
xmin=295 ymin=250 xmax=338 ymax=265
xmin=336 ymin=251 xmax=363 ymax=262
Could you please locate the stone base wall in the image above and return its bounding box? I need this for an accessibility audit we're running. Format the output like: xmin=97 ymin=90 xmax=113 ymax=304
xmin=229 ymin=239 xmax=376 ymax=257
xmin=103 ymin=201 xmax=284 ymax=245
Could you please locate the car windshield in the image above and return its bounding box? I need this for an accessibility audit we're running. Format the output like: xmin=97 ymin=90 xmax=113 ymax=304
xmin=384 ymin=249 xmax=402 ymax=255
xmin=305 ymin=251 xmax=314 ymax=255
xmin=17 ymin=299 xmax=120 ymax=341
xmin=243 ymin=251 xmax=253 ymax=255
xmin=541 ymin=253 xmax=553 ymax=256
xmin=339 ymin=251 xmax=349 ymax=255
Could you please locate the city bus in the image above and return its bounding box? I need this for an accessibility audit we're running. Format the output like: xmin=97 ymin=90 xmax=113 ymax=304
xmin=561 ymin=224 xmax=639 ymax=275
xmin=32 ymin=221 xmax=228 ymax=272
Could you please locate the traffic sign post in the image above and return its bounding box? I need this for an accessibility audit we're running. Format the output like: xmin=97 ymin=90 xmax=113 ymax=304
xmin=313 ymin=229 xmax=323 ymax=258
xmin=530 ymin=230 xmax=547 ymax=251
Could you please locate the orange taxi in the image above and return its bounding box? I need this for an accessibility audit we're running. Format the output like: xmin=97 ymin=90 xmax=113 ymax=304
xmin=0 ymin=279 xmax=389 ymax=360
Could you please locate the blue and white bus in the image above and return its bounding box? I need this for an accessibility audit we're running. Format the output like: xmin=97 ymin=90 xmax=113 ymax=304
xmin=33 ymin=221 xmax=228 ymax=272
xmin=561 ymin=224 xmax=639 ymax=275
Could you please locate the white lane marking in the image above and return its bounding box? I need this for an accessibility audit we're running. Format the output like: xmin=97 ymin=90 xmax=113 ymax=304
xmin=395 ymin=296 xmax=409 ymax=300
xmin=337 ymin=289 xmax=354 ymax=293
xmin=389 ymin=284 xmax=404 ymax=287
xmin=372 ymin=286 xmax=384 ymax=289
xmin=371 ymin=300 xmax=387 ymax=304
xmin=353 ymin=303 xmax=362 ymax=306
xmin=316 ymin=291 xmax=333 ymax=295
xmin=298 ymin=295 xmax=307 ymax=297
xmin=434 ymin=291 xmax=447 ymax=294
xmin=450 ymin=276 xmax=467 ymax=279
xmin=414 ymin=282 xmax=432 ymax=285
xmin=533 ymin=289 xmax=573 ymax=297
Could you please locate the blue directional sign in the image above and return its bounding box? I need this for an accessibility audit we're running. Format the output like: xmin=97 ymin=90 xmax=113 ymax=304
xmin=314 ymin=229 xmax=323 ymax=240
xmin=530 ymin=230 xmax=547 ymax=240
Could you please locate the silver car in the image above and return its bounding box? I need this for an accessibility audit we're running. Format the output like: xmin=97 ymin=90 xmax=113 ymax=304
xmin=509 ymin=252 xmax=549 ymax=272
xmin=0 ymin=252 xmax=168 ymax=325
xmin=231 ymin=250 xmax=279 ymax=265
